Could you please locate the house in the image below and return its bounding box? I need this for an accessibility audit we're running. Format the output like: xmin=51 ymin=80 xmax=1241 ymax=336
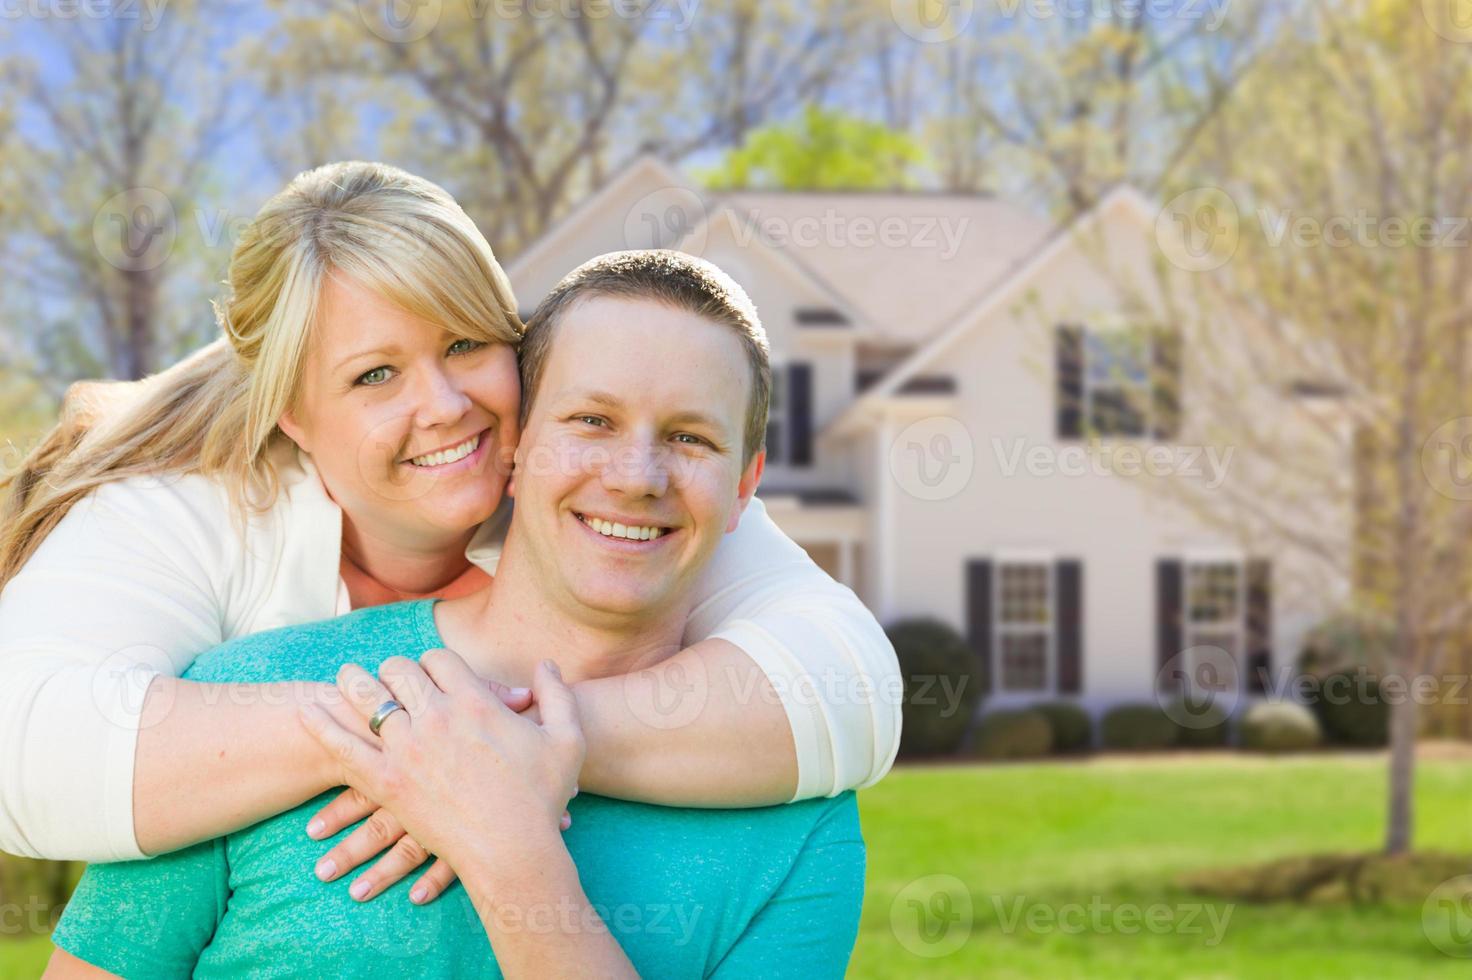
xmin=505 ymin=156 xmax=1352 ymax=718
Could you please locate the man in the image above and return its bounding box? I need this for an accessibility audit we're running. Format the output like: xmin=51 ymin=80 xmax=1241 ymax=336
xmin=46 ymin=250 xmax=866 ymax=978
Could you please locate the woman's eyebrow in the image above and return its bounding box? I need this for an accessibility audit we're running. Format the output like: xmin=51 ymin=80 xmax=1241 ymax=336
xmin=333 ymin=345 xmax=401 ymax=372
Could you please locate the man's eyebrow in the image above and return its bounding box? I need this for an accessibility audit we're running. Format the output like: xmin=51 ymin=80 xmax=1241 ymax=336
xmin=558 ymin=389 xmax=732 ymax=433
xmin=664 ymin=410 xmax=730 ymax=432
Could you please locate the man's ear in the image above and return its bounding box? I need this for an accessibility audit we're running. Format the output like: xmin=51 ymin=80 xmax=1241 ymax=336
xmin=277 ymin=409 xmax=310 ymax=453
xmin=725 ymin=449 xmax=765 ymax=534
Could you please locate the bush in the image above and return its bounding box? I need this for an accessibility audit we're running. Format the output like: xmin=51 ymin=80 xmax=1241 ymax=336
xmin=1307 ymin=670 xmax=1391 ymax=747
xmin=1166 ymin=700 xmax=1233 ymax=748
xmin=1297 ymin=613 xmax=1394 ymax=678
xmin=1241 ymin=702 xmax=1323 ymax=752
xmin=887 ymin=618 xmax=983 ymax=757
xmin=1101 ymin=704 xmax=1179 ymax=750
xmin=972 ymin=709 xmax=1054 ymax=760
xmin=1030 ymin=702 xmax=1093 ymax=753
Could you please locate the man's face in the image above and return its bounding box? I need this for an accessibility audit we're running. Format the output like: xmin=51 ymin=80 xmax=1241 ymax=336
xmin=510 ymin=294 xmax=764 ymax=620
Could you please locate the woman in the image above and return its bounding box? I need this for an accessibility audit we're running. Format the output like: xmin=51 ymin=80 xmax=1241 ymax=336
xmin=0 ymin=161 xmax=899 ymax=904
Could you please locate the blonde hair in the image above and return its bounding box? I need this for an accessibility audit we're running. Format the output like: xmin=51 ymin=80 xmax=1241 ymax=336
xmin=0 ymin=161 xmax=522 ymax=591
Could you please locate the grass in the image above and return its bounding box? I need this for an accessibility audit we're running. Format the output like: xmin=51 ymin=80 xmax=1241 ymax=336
xmin=852 ymin=753 xmax=1472 ymax=978
xmin=2 ymin=753 xmax=1468 ymax=978
xmin=0 ymin=937 xmax=49 ymax=980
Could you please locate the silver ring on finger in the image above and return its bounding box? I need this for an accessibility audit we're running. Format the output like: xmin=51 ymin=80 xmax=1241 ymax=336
xmin=368 ymin=699 xmax=407 ymax=737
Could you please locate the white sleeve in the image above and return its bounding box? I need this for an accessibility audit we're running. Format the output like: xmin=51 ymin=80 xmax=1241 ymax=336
xmin=684 ymin=497 xmax=902 ymax=801
xmin=0 ymin=477 xmax=233 ymax=861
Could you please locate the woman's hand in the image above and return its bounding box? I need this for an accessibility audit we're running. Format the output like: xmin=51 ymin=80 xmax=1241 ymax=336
xmin=299 ymin=650 xmax=585 ymax=895
xmin=302 ymin=675 xmax=570 ymax=905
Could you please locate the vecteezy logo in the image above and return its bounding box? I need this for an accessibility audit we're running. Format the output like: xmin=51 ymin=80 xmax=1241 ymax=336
xmin=1156 ymin=645 xmax=1240 ymax=728
xmin=889 ymin=416 xmax=974 ymax=502
xmin=1423 ymin=875 xmax=1472 ymax=957
xmin=622 ymin=186 xmax=709 ymax=255
xmin=358 ymin=0 xmax=442 ymax=43
xmin=1422 ymin=0 xmax=1472 ymax=44
xmin=621 ymin=658 xmax=710 ymax=731
xmin=891 ymin=0 xmax=973 ymax=43
xmin=1422 ymin=417 xmax=1472 ymax=501
xmin=891 ymin=874 xmax=972 ymax=957
xmin=1155 ymin=187 xmax=1240 ymax=273
xmin=92 ymin=187 xmax=176 ymax=272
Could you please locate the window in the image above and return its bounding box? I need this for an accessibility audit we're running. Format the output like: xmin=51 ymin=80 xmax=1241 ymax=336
xmin=1182 ymin=560 xmax=1244 ymax=696
xmin=763 ymin=363 xmax=813 ymax=466
xmin=995 ymin=562 xmax=1053 ymax=692
xmin=1084 ymin=330 xmax=1152 ymax=436
xmin=765 ymin=367 xmax=786 ymax=462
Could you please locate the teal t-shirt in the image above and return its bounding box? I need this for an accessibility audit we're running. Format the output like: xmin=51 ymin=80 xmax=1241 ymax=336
xmin=52 ymin=600 xmax=865 ymax=979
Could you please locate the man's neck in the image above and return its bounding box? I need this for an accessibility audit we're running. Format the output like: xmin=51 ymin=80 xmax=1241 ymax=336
xmin=434 ymin=529 xmax=688 ymax=687
xmin=340 ymin=518 xmax=476 ymax=597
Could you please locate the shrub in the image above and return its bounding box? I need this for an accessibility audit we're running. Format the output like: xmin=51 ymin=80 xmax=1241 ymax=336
xmin=1166 ymin=700 xmax=1233 ymax=748
xmin=1240 ymin=702 xmax=1323 ymax=752
xmin=1101 ymin=704 xmax=1179 ymax=750
xmin=1307 ymin=670 xmax=1391 ymax=747
xmin=1297 ymin=613 xmax=1394 ymax=678
xmin=1030 ymin=702 xmax=1093 ymax=753
xmin=887 ymin=618 xmax=983 ymax=757
xmin=972 ymin=709 xmax=1054 ymax=760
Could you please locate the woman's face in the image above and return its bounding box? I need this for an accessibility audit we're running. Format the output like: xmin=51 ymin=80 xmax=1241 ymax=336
xmin=278 ymin=274 xmax=521 ymax=550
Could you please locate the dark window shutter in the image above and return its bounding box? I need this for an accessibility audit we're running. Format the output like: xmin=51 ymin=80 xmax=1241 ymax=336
xmin=1151 ymin=329 xmax=1183 ymax=440
xmin=1055 ymin=560 xmax=1083 ymax=694
xmin=967 ymin=560 xmax=993 ymax=696
xmin=788 ymin=363 xmax=814 ymax=466
xmin=1156 ymin=559 xmax=1183 ymax=693
xmin=1245 ymin=560 xmax=1272 ymax=695
xmin=1056 ymin=325 xmax=1084 ymax=439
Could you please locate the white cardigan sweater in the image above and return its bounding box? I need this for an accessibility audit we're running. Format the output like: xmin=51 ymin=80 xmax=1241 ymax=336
xmin=0 ymin=448 xmax=900 ymax=861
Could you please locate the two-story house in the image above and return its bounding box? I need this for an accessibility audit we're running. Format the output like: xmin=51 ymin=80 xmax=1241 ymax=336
xmin=506 ymin=156 xmax=1351 ymax=717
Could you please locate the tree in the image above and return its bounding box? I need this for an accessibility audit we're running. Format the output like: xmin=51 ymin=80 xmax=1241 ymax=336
xmin=885 ymin=1 xmax=1277 ymax=212
xmin=1 ymin=1 xmax=238 ymax=384
xmin=699 ymin=106 xmax=925 ymax=189
xmin=259 ymin=0 xmax=862 ymax=256
xmin=1139 ymin=0 xmax=1472 ymax=855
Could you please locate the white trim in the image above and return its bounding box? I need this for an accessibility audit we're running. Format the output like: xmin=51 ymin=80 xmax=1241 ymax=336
xmin=876 ymin=417 xmax=897 ymax=621
xmin=825 ymin=185 xmax=1161 ymax=438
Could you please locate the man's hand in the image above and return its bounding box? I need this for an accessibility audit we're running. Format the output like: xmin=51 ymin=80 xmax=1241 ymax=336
xmin=299 ymin=651 xmax=584 ymax=894
xmin=302 ymin=670 xmax=568 ymax=904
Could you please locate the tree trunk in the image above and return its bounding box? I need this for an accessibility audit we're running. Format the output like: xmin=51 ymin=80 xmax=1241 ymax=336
xmin=1384 ymin=681 xmax=1418 ymax=855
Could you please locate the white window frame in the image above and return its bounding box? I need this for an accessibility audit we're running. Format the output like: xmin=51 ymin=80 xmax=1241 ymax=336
xmin=1181 ymin=552 xmax=1246 ymax=695
xmin=993 ymin=553 xmax=1056 ymax=696
xmin=1082 ymin=325 xmax=1155 ymax=438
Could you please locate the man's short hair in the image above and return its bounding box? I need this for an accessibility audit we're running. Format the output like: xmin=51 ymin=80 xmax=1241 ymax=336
xmin=519 ymin=250 xmax=771 ymax=466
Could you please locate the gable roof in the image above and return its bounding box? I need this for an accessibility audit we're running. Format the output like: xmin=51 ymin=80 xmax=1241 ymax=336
xmin=718 ymin=190 xmax=1051 ymax=345
xmin=504 ymin=154 xmax=692 ymax=286
xmin=825 ymin=185 xmax=1160 ymax=436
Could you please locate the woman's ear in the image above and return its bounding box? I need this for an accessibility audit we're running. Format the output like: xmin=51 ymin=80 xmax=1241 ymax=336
xmin=277 ymin=410 xmax=310 ymax=453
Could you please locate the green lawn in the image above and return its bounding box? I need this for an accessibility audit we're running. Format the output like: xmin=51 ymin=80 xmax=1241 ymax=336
xmin=2 ymin=754 xmax=1467 ymax=978
xmin=853 ymin=754 xmax=1472 ymax=979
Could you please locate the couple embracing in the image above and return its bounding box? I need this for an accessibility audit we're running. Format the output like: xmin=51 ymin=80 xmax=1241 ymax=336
xmin=0 ymin=162 xmax=900 ymax=977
